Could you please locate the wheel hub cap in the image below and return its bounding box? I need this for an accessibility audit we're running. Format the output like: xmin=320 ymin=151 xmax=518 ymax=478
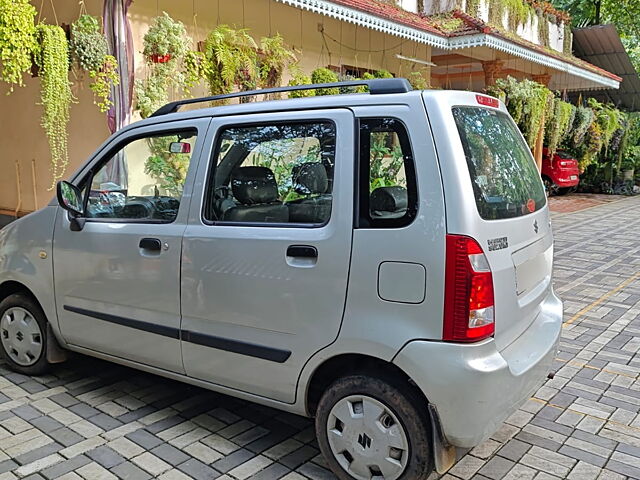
xmin=327 ymin=395 xmax=409 ymax=480
xmin=1 ymin=307 xmax=43 ymax=366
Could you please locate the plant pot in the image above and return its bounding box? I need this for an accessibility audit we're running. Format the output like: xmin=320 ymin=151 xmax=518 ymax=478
xmin=623 ymin=169 xmax=634 ymax=181
xmin=151 ymin=53 xmax=172 ymax=63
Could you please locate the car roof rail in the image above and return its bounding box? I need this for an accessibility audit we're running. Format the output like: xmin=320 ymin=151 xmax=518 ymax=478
xmin=150 ymin=78 xmax=412 ymax=117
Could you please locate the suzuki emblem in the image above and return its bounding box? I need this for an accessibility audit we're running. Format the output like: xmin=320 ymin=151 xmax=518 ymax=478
xmin=534 ymin=220 xmax=539 ymax=234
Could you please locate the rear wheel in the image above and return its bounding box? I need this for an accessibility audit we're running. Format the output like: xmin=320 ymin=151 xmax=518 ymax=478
xmin=0 ymin=294 xmax=50 ymax=375
xmin=542 ymin=176 xmax=558 ymax=196
xmin=315 ymin=374 xmax=432 ymax=480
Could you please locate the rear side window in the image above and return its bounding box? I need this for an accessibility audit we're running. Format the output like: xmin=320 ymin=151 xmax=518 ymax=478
xmin=358 ymin=118 xmax=417 ymax=228
xmin=204 ymin=122 xmax=336 ymax=225
xmin=452 ymin=107 xmax=545 ymax=220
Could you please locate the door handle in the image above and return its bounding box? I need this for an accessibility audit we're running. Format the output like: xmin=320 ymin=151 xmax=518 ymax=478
xmin=139 ymin=238 xmax=162 ymax=251
xmin=287 ymin=245 xmax=318 ymax=258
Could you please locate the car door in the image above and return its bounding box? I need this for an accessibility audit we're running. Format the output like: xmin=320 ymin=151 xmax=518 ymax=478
xmin=182 ymin=109 xmax=354 ymax=402
xmin=53 ymin=118 xmax=210 ymax=373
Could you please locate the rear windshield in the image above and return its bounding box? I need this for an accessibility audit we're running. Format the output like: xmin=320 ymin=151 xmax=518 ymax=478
xmin=452 ymin=107 xmax=546 ymax=220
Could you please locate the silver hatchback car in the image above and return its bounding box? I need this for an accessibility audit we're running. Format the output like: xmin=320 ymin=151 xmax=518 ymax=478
xmin=0 ymin=79 xmax=562 ymax=479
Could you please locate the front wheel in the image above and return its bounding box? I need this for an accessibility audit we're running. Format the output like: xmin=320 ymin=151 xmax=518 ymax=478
xmin=315 ymin=374 xmax=433 ymax=480
xmin=0 ymin=294 xmax=50 ymax=375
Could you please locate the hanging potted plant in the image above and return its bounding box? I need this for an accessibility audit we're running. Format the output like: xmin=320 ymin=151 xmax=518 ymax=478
xmin=258 ymin=34 xmax=296 ymax=99
xmin=181 ymin=50 xmax=208 ymax=96
xmin=203 ymin=25 xmax=258 ymax=100
xmin=135 ymin=13 xmax=190 ymax=117
xmin=0 ymin=0 xmax=38 ymax=92
xmin=143 ymin=12 xmax=189 ymax=64
xmin=34 ymin=23 xmax=74 ymax=188
xmin=69 ymin=14 xmax=119 ymax=112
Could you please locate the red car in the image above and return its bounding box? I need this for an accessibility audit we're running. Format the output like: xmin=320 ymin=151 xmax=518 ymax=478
xmin=541 ymin=148 xmax=580 ymax=195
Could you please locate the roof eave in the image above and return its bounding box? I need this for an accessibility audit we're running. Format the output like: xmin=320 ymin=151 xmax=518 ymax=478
xmin=275 ymin=0 xmax=620 ymax=90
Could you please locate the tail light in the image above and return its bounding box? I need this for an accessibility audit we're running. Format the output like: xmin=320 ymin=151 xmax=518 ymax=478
xmin=443 ymin=235 xmax=495 ymax=342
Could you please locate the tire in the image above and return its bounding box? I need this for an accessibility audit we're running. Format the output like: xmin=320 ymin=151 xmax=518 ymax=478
xmin=542 ymin=176 xmax=558 ymax=196
xmin=556 ymin=187 xmax=573 ymax=196
xmin=0 ymin=294 xmax=50 ymax=375
xmin=315 ymin=373 xmax=433 ymax=480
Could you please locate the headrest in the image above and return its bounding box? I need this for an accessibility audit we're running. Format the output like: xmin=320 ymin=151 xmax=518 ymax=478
xmin=231 ymin=166 xmax=279 ymax=205
xmin=292 ymin=162 xmax=328 ymax=195
xmin=370 ymin=186 xmax=408 ymax=213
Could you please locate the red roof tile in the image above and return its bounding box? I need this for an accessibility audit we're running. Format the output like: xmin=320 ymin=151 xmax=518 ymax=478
xmin=316 ymin=0 xmax=621 ymax=83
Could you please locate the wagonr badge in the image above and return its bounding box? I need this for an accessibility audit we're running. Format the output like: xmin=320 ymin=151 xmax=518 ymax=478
xmin=0 ymin=79 xmax=562 ymax=479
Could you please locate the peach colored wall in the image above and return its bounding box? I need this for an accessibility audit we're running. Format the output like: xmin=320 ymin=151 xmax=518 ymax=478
xmin=0 ymin=0 xmax=431 ymax=214
xmin=0 ymin=0 xmax=109 ymax=213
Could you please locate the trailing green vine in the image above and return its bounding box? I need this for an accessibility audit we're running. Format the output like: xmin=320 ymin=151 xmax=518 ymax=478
xmin=89 ymin=54 xmax=119 ymax=112
xmin=34 ymin=24 xmax=74 ymax=189
xmin=181 ymin=50 xmax=208 ymax=96
xmin=488 ymin=76 xmax=552 ymax=148
xmin=570 ymin=105 xmax=593 ymax=146
xmin=545 ymin=98 xmax=574 ymax=157
xmin=464 ymin=0 xmax=482 ymax=17
xmin=0 ymin=0 xmax=37 ymax=91
xmin=563 ymin=23 xmax=572 ymax=54
xmin=537 ymin=10 xmax=550 ymax=47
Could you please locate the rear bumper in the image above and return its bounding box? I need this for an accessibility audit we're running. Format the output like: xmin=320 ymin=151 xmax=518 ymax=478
xmin=393 ymin=291 xmax=562 ymax=448
xmin=552 ymin=169 xmax=580 ymax=187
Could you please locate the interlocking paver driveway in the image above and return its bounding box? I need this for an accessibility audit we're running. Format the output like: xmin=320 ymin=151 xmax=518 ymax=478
xmin=1 ymin=196 xmax=640 ymax=480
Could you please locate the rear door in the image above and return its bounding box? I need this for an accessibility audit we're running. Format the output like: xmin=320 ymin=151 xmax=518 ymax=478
xmin=181 ymin=109 xmax=354 ymax=403
xmin=424 ymin=91 xmax=552 ymax=350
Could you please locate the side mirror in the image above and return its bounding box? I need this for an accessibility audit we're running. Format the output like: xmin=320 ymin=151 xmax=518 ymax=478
xmin=57 ymin=181 xmax=84 ymax=216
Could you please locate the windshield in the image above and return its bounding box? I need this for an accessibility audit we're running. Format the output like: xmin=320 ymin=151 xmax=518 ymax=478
xmin=452 ymin=107 xmax=546 ymax=220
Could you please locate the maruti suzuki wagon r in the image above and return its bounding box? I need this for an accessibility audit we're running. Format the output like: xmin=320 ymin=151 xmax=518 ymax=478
xmin=0 ymin=78 xmax=562 ymax=479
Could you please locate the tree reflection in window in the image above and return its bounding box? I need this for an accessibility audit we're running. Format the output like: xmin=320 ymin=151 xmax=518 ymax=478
xmin=452 ymin=107 xmax=546 ymax=220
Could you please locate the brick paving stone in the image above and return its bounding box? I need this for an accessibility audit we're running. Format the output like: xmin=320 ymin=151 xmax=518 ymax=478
xmin=86 ymin=446 xmax=125 ymax=469
xmin=131 ymin=452 xmax=172 ymax=477
xmin=109 ymin=461 xmax=152 ymax=480
xmin=177 ymin=458 xmax=221 ymax=480
xmin=125 ymin=429 xmax=163 ymax=450
xmin=40 ymin=455 xmax=91 ymax=479
xmin=47 ymin=428 xmax=83 ymax=448
xmin=150 ymin=443 xmax=190 ymax=466
xmin=75 ymin=461 xmax=117 ymax=480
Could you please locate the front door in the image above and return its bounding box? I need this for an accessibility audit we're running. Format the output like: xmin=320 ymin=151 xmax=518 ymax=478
xmin=182 ymin=109 xmax=354 ymax=402
xmin=53 ymin=119 xmax=209 ymax=373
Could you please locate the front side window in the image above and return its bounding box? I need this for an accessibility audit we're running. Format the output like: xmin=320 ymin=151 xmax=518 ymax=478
xmin=452 ymin=107 xmax=546 ymax=220
xmin=359 ymin=118 xmax=417 ymax=228
xmin=85 ymin=131 xmax=197 ymax=222
xmin=205 ymin=122 xmax=336 ymax=225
